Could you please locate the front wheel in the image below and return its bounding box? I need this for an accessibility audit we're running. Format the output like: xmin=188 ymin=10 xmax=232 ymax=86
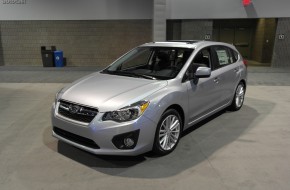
xmin=153 ymin=109 xmax=182 ymax=155
xmin=228 ymin=82 xmax=245 ymax=111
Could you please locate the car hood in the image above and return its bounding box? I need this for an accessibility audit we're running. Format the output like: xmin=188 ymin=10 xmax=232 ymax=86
xmin=61 ymin=72 xmax=168 ymax=112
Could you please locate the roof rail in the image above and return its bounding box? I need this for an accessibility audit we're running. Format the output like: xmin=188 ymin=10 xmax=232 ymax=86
xmin=167 ymin=40 xmax=199 ymax=44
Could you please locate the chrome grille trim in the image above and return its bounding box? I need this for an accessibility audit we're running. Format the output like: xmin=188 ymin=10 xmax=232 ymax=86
xmin=58 ymin=100 xmax=98 ymax=123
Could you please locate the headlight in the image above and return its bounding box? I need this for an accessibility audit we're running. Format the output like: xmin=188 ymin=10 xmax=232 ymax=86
xmin=54 ymin=88 xmax=64 ymax=105
xmin=102 ymin=100 xmax=149 ymax=122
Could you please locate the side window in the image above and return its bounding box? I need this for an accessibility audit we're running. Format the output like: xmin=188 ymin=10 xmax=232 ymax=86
xmin=192 ymin=48 xmax=211 ymax=68
xmin=175 ymin=49 xmax=193 ymax=69
xmin=212 ymin=46 xmax=234 ymax=69
xmin=182 ymin=48 xmax=212 ymax=82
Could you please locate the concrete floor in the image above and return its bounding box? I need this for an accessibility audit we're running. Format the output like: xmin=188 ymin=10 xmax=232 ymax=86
xmin=1 ymin=67 xmax=290 ymax=190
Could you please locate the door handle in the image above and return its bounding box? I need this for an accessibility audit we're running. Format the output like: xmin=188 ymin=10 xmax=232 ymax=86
xmin=214 ymin=77 xmax=219 ymax=83
xmin=234 ymin=68 xmax=239 ymax=73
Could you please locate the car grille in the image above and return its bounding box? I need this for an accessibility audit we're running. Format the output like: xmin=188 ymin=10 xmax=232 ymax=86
xmin=58 ymin=100 xmax=98 ymax=123
xmin=53 ymin=127 xmax=100 ymax=149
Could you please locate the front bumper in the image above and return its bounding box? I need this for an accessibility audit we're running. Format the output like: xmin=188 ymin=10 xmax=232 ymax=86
xmin=51 ymin=102 xmax=157 ymax=156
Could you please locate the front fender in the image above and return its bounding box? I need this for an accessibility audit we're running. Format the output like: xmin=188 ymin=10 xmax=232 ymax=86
xmin=143 ymin=83 xmax=189 ymax=128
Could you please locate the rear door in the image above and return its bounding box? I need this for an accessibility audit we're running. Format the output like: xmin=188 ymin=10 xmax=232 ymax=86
xmin=211 ymin=46 xmax=241 ymax=105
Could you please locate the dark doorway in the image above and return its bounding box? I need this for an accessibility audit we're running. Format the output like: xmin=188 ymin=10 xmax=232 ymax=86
xmin=216 ymin=27 xmax=252 ymax=58
xmin=213 ymin=19 xmax=277 ymax=66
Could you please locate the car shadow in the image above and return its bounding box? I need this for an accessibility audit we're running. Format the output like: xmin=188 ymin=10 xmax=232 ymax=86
xmin=43 ymin=97 xmax=274 ymax=178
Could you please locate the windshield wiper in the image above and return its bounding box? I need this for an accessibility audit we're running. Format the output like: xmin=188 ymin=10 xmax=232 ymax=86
xmin=102 ymin=70 xmax=156 ymax=80
xmin=129 ymin=72 xmax=157 ymax=80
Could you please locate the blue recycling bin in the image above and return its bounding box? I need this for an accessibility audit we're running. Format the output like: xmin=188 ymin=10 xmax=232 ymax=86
xmin=54 ymin=51 xmax=64 ymax=67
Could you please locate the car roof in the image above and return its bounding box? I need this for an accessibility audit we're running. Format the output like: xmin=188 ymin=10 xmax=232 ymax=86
xmin=140 ymin=40 xmax=236 ymax=50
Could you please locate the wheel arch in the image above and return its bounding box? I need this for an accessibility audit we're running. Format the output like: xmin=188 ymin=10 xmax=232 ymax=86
xmin=165 ymin=104 xmax=185 ymax=131
xmin=240 ymin=79 xmax=247 ymax=90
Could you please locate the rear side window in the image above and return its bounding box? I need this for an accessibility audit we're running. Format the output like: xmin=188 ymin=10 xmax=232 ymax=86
xmin=212 ymin=46 xmax=236 ymax=69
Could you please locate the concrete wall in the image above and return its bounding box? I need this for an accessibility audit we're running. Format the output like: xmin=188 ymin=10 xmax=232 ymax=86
xmin=153 ymin=0 xmax=166 ymax=41
xmin=1 ymin=1 xmax=290 ymax=68
xmin=0 ymin=24 xmax=3 ymax=66
xmin=1 ymin=0 xmax=290 ymax=20
xmin=272 ymin=18 xmax=290 ymax=67
xmin=166 ymin=20 xmax=213 ymax=41
xmin=0 ymin=0 xmax=153 ymax=20
xmin=166 ymin=0 xmax=290 ymax=19
xmin=181 ymin=20 xmax=213 ymax=40
xmin=0 ymin=20 xmax=152 ymax=66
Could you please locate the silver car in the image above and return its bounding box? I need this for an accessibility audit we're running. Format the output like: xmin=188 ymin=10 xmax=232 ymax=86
xmin=51 ymin=40 xmax=247 ymax=156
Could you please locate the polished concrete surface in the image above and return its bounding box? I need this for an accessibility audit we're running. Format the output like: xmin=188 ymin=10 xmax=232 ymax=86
xmin=0 ymin=67 xmax=290 ymax=190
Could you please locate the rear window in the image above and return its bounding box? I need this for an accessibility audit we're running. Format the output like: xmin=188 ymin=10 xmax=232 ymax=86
xmin=230 ymin=49 xmax=239 ymax=63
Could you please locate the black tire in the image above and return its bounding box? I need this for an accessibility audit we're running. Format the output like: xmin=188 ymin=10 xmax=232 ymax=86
xmin=153 ymin=109 xmax=182 ymax=156
xmin=228 ymin=82 xmax=245 ymax=111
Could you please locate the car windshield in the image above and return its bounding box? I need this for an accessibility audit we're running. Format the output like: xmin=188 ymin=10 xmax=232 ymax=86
xmin=101 ymin=47 xmax=194 ymax=80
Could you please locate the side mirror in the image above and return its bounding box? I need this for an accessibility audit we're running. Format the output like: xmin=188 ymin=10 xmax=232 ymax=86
xmin=195 ymin=67 xmax=211 ymax=78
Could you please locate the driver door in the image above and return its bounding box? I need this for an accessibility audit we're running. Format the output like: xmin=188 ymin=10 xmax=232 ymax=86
xmin=185 ymin=48 xmax=223 ymax=125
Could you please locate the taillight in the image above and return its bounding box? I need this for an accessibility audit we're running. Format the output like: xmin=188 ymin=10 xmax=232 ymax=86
xmin=243 ymin=59 xmax=248 ymax=68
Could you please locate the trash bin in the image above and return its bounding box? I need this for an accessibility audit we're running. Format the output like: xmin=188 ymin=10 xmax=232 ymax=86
xmin=54 ymin=51 xmax=64 ymax=67
xmin=41 ymin=46 xmax=56 ymax=67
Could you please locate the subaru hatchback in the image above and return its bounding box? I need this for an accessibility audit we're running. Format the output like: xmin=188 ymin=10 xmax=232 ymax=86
xmin=51 ymin=40 xmax=247 ymax=156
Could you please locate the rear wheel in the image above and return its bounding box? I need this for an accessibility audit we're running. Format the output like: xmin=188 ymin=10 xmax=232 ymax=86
xmin=153 ymin=109 xmax=182 ymax=155
xmin=229 ymin=82 xmax=245 ymax=111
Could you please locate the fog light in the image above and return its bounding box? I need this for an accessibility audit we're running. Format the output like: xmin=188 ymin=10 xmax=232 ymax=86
xmin=124 ymin=138 xmax=135 ymax=147
xmin=112 ymin=129 xmax=140 ymax=150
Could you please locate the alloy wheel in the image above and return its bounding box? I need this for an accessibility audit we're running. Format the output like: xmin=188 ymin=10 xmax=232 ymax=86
xmin=158 ymin=115 xmax=181 ymax=151
xmin=235 ymin=84 xmax=245 ymax=108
